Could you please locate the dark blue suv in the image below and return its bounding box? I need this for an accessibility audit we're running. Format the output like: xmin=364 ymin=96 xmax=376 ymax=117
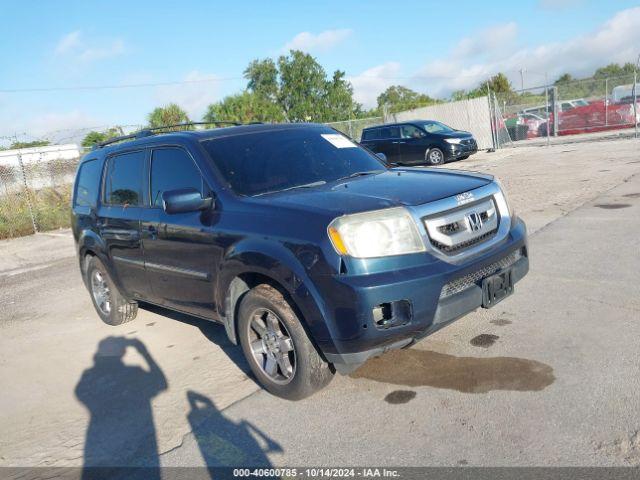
xmin=72 ymin=123 xmax=528 ymax=399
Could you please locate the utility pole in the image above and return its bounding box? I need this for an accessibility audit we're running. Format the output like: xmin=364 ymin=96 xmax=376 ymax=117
xmin=519 ymin=68 xmax=526 ymax=92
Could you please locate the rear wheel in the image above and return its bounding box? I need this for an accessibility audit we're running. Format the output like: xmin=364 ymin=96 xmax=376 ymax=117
xmin=426 ymin=148 xmax=445 ymax=165
xmin=85 ymin=256 xmax=138 ymax=326
xmin=238 ymin=284 xmax=333 ymax=400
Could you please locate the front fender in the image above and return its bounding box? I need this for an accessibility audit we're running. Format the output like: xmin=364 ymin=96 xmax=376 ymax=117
xmin=216 ymin=238 xmax=337 ymax=356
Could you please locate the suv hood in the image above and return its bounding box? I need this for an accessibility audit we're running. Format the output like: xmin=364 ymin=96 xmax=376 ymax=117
xmin=259 ymin=168 xmax=492 ymax=216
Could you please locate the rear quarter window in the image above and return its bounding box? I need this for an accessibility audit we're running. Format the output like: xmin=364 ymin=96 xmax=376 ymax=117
xmin=74 ymin=159 xmax=101 ymax=208
xmin=361 ymin=129 xmax=377 ymax=141
xmin=104 ymin=150 xmax=145 ymax=207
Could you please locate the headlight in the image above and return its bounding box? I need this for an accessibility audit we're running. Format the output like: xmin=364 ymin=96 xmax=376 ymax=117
xmin=328 ymin=207 xmax=425 ymax=258
xmin=444 ymin=138 xmax=462 ymax=144
xmin=494 ymin=178 xmax=515 ymax=219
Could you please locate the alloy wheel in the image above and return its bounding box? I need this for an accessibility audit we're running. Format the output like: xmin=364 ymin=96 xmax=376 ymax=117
xmin=247 ymin=308 xmax=296 ymax=384
xmin=91 ymin=270 xmax=112 ymax=316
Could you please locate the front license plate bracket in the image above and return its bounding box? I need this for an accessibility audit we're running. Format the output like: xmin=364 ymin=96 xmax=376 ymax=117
xmin=482 ymin=268 xmax=514 ymax=308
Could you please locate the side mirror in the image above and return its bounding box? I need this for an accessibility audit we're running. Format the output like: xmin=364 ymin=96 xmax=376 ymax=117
xmin=376 ymin=152 xmax=387 ymax=162
xmin=162 ymin=188 xmax=213 ymax=214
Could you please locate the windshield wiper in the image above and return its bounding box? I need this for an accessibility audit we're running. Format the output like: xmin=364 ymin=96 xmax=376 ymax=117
xmin=253 ymin=180 xmax=327 ymax=196
xmin=337 ymin=170 xmax=383 ymax=181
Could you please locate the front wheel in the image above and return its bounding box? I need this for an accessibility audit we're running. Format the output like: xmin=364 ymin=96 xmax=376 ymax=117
xmin=426 ymin=148 xmax=445 ymax=165
xmin=85 ymin=256 xmax=138 ymax=326
xmin=238 ymin=284 xmax=334 ymax=400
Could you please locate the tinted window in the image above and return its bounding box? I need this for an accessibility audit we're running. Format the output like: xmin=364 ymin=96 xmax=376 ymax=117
xmin=421 ymin=121 xmax=454 ymax=134
xmin=74 ymin=159 xmax=101 ymax=207
xmin=400 ymin=125 xmax=424 ymax=139
xmin=361 ymin=129 xmax=376 ymax=141
xmin=104 ymin=151 xmax=145 ymax=206
xmin=202 ymin=127 xmax=387 ymax=196
xmin=151 ymin=148 xmax=204 ymax=207
xmin=379 ymin=126 xmax=400 ymax=139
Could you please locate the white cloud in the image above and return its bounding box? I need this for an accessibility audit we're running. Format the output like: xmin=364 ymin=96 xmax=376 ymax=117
xmin=0 ymin=110 xmax=103 ymax=147
xmin=54 ymin=31 xmax=82 ymax=55
xmin=54 ymin=31 xmax=126 ymax=62
xmin=412 ymin=7 xmax=640 ymax=97
xmin=452 ymin=22 xmax=518 ymax=60
xmin=155 ymin=70 xmax=222 ymax=120
xmin=348 ymin=62 xmax=402 ymax=109
xmin=282 ymin=29 xmax=352 ymax=53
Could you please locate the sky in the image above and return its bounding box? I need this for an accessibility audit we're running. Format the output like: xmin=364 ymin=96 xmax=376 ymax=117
xmin=1 ymin=0 xmax=640 ymax=145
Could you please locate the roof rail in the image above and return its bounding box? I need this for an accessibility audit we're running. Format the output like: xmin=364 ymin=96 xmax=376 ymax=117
xmin=92 ymin=121 xmax=242 ymax=150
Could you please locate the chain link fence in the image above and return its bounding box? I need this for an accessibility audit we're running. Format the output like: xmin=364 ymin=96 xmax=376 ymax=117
xmin=325 ymin=116 xmax=384 ymax=141
xmin=0 ymin=145 xmax=80 ymax=239
xmin=497 ymin=73 xmax=639 ymax=144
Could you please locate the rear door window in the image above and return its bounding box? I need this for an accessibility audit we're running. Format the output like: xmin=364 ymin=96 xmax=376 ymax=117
xmin=74 ymin=159 xmax=101 ymax=207
xmin=150 ymin=147 xmax=204 ymax=207
xmin=379 ymin=127 xmax=400 ymax=139
xmin=104 ymin=151 xmax=145 ymax=207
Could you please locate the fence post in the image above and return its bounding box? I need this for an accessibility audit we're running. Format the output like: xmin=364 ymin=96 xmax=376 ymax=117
xmin=605 ymin=78 xmax=608 ymax=126
xmin=486 ymin=85 xmax=497 ymax=150
xmin=544 ymin=73 xmax=550 ymax=147
xmin=17 ymin=150 xmax=38 ymax=234
xmin=634 ymin=71 xmax=638 ymax=139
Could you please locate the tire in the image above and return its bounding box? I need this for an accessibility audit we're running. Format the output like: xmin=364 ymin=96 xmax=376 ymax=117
xmin=426 ymin=147 xmax=445 ymax=165
xmin=238 ymin=284 xmax=334 ymax=400
xmin=85 ymin=256 xmax=138 ymax=326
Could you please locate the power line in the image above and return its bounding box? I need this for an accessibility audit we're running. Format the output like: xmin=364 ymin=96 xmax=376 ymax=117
xmin=0 ymin=68 xmax=542 ymax=94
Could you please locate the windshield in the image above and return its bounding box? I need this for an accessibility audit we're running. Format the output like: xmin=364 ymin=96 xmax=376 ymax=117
xmin=421 ymin=121 xmax=455 ymax=134
xmin=202 ymin=127 xmax=387 ymax=196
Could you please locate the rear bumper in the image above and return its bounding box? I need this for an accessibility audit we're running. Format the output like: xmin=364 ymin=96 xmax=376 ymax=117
xmin=319 ymin=219 xmax=528 ymax=373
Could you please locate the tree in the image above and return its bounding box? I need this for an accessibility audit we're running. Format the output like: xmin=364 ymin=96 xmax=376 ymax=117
xmin=203 ymin=91 xmax=285 ymax=124
xmin=554 ymin=73 xmax=575 ymax=85
xmin=593 ymin=63 xmax=635 ymax=79
xmin=207 ymin=50 xmax=362 ymax=124
xmin=10 ymin=140 xmax=50 ymax=149
xmin=81 ymin=127 xmax=124 ymax=148
xmin=376 ymin=85 xmax=439 ymax=113
xmin=147 ymin=104 xmax=190 ymax=128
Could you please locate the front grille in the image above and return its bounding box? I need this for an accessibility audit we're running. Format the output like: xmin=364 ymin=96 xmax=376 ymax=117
xmin=439 ymin=249 xmax=522 ymax=299
xmin=431 ymin=228 xmax=498 ymax=253
xmin=423 ymin=197 xmax=499 ymax=255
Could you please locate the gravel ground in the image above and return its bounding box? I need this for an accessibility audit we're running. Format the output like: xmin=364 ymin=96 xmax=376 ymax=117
xmin=0 ymin=138 xmax=639 ymax=468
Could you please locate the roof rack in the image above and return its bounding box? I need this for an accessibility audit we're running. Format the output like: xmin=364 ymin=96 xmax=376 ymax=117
xmin=93 ymin=121 xmax=244 ymax=149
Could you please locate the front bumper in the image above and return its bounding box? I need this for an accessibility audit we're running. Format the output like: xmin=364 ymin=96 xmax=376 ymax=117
xmin=447 ymin=141 xmax=478 ymax=160
xmin=320 ymin=219 xmax=528 ymax=373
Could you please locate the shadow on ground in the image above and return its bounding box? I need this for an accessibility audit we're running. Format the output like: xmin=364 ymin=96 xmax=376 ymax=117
xmin=75 ymin=325 xmax=279 ymax=478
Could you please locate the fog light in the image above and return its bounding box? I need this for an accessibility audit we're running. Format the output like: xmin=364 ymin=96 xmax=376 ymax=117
xmin=372 ymin=300 xmax=412 ymax=329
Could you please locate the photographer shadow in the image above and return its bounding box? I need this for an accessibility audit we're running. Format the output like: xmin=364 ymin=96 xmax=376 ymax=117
xmin=75 ymin=336 xmax=167 ymax=479
xmin=186 ymin=390 xmax=283 ymax=473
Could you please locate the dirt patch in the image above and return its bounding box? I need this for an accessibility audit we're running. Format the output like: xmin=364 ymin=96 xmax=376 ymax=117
xmin=470 ymin=334 xmax=499 ymax=348
xmin=490 ymin=319 xmax=512 ymax=326
xmin=622 ymin=193 xmax=640 ymax=199
xmin=351 ymin=349 xmax=555 ymax=393
xmin=595 ymin=204 xmax=631 ymax=209
xmin=384 ymin=390 xmax=417 ymax=404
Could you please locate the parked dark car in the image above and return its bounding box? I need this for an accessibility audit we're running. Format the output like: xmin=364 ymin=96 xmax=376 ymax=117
xmin=360 ymin=120 xmax=478 ymax=166
xmin=72 ymin=122 xmax=527 ymax=400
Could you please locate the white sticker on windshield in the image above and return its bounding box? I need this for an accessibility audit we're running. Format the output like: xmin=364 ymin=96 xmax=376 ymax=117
xmin=321 ymin=134 xmax=357 ymax=148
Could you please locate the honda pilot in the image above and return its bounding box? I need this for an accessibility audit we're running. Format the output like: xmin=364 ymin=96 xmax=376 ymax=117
xmin=72 ymin=123 xmax=528 ymax=400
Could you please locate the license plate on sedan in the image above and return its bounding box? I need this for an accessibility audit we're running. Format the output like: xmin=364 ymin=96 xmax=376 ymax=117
xmin=482 ymin=269 xmax=514 ymax=308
